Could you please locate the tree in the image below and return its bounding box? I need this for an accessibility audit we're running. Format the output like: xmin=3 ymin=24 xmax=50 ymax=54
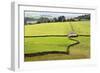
xmin=53 ymin=17 xmax=58 ymax=22
xmin=66 ymin=18 xmax=75 ymax=21
xmin=38 ymin=17 xmax=50 ymax=23
xmin=58 ymin=16 xmax=66 ymax=22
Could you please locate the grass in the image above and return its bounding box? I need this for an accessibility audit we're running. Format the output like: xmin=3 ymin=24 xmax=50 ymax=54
xmin=24 ymin=21 xmax=90 ymax=61
xmin=24 ymin=37 xmax=75 ymax=54
xmin=25 ymin=36 xmax=90 ymax=61
xmin=24 ymin=21 xmax=90 ymax=36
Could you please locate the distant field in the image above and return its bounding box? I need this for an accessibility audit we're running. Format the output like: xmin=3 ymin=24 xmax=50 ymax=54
xmin=24 ymin=21 xmax=90 ymax=61
xmin=24 ymin=21 xmax=90 ymax=36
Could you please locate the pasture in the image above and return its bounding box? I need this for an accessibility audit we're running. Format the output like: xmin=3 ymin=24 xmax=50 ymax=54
xmin=24 ymin=21 xmax=90 ymax=61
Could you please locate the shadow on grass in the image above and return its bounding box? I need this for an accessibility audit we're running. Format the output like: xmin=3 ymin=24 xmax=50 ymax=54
xmin=25 ymin=51 xmax=68 ymax=57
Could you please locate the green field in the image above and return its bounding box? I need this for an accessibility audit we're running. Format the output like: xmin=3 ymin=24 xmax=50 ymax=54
xmin=24 ymin=21 xmax=90 ymax=61
xmin=24 ymin=37 xmax=75 ymax=54
xmin=24 ymin=21 xmax=90 ymax=36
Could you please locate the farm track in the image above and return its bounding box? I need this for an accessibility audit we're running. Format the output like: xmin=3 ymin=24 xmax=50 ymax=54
xmin=24 ymin=35 xmax=89 ymax=57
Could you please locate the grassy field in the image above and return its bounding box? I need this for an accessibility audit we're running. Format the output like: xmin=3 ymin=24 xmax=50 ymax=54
xmin=24 ymin=37 xmax=76 ymax=54
xmin=24 ymin=21 xmax=90 ymax=36
xmin=24 ymin=21 xmax=90 ymax=61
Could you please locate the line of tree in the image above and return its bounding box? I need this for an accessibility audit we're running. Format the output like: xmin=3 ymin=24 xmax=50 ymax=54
xmin=66 ymin=14 xmax=90 ymax=21
xmin=74 ymin=14 xmax=90 ymax=21
xmin=24 ymin=15 xmax=67 ymax=24
xmin=37 ymin=15 xmax=66 ymax=23
xmin=24 ymin=14 xmax=90 ymax=24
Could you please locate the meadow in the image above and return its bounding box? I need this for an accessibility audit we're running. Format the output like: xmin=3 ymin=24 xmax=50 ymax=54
xmin=24 ymin=21 xmax=90 ymax=61
xmin=24 ymin=21 xmax=90 ymax=36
